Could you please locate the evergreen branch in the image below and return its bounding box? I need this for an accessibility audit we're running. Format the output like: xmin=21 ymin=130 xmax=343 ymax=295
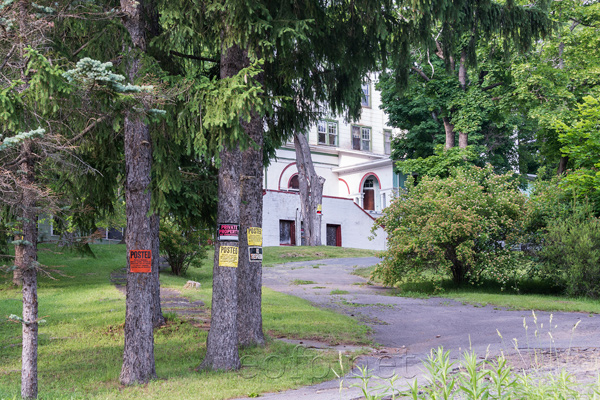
xmin=169 ymin=50 xmax=218 ymax=63
xmin=67 ymin=115 xmax=108 ymax=144
xmin=72 ymin=27 xmax=108 ymax=57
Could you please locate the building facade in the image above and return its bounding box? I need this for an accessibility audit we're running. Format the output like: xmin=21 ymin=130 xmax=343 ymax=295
xmin=263 ymin=74 xmax=405 ymax=250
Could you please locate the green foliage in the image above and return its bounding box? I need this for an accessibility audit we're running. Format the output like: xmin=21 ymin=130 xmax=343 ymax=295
xmin=63 ymin=58 xmax=154 ymax=94
xmin=537 ymin=204 xmax=600 ymax=299
xmin=159 ymin=219 xmax=209 ymax=276
xmin=511 ymin=0 xmax=600 ymax=172
xmin=374 ymin=165 xmax=527 ymax=287
xmin=0 ymin=128 xmax=45 ymax=151
xmin=396 ymin=144 xmax=478 ymax=178
xmin=379 ymin=0 xmax=551 ymax=175
xmin=555 ymin=96 xmax=600 ymax=209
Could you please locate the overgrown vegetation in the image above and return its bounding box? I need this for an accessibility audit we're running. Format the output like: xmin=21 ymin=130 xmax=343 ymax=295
xmin=343 ymin=347 xmax=600 ymax=400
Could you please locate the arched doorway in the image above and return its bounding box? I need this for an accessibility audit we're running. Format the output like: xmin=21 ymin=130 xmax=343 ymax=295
xmin=362 ymin=175 xmax=380 ymax=211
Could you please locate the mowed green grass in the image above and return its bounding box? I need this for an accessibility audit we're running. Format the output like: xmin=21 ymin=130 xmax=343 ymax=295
xmin=353 ymin=266 xmax=600 ymax=314
xmin=262 ymin=245 xmax=380 ymax=267
xmin=0 ymin=244 xmax=368 ymax=399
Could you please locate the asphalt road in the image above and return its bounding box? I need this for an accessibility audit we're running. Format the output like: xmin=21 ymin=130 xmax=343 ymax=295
xmin=237 ymin=257 xmax=600 ymax=400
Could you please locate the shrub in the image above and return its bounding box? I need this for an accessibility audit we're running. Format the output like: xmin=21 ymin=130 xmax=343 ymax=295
xmin=159 ymin=219 xmax=210 ymax=275
xmin=538 ymin=204 xmax=600 ymax=298
xmin=374 ymin=165 xmax=527 ymax=287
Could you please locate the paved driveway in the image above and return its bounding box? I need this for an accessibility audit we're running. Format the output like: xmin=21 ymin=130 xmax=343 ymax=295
xmin=239 ymin=257 xmax=600 ymax=400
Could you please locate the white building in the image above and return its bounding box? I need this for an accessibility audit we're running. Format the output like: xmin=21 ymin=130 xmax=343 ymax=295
xmin=263 ymin=75 xmax=406 ymax=250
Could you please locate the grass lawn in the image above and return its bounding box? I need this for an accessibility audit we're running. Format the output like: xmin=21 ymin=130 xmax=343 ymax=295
xmin=0 ymin=244 xmax=369 ymax=400
xmin=353 ymin=266 xmax=600 ymax=314
xmin=261 ymin=245 xmax=380 ymax=267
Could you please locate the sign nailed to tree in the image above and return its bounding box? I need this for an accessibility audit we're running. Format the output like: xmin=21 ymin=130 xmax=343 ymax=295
xmin=247 ymin=227 xmax=262 ymax=246
xmin=249 ymin=247 xmax=263 ymax=262
xmin=129 ymin=250 xmax=151 ymax=273
xmin=219 ymin=246 xmax=239 ymax=268
xmin=218 ymin=223 xmax=239 ymax=241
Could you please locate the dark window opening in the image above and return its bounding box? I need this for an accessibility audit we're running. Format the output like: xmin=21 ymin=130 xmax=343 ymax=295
xmin=289 ymin=174 xmax=299 ymax=190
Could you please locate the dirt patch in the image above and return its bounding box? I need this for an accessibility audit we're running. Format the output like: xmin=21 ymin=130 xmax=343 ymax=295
xmin=110 ymin=267 xmax=209 ymax=330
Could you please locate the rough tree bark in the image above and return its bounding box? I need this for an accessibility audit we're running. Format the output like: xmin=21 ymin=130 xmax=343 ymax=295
xmin=294 ymin=132 xmax=325 ymax=246
xmin=150 ymin=213 xmax=164 ymax=328
xmin=120 ymin=95 xmax=156 ymax=384
xmin=237 ymin=107 xmax=265 ymax=347
xmin=16 ymin=141 xmax=38 ymax=399
xmin=12 ymin=236 xmax=23 ymax=285
xmin=119 ymin=0 xmax=158 ymax=385
xmin=199 ymin=43 xmax=244 ymax=370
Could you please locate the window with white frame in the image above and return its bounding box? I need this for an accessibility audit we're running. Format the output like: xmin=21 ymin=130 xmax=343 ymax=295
xmin=361 ymin=82 xmax=370 ymax=107
xmin=384 ymin=129 xmax=392 ymax=155
xmin=317 ymin=120 xmax=338 ymax=146
xmin=352 ymin=125 xmax=371 ymax=151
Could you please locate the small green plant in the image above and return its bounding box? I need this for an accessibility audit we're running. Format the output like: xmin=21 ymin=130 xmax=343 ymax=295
xmin=159 ymin=219 xmax=210 ymax=276
xmin=291 ymin=279 xmax=315 ymax=285
xmin=354 ymin=346 xmax=599 ymax=400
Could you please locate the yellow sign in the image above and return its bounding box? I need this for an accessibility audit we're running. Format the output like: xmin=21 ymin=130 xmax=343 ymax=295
xmin=247 ymin=227 xmax=263 ymax=246
xmin=219 ymin=246 xmax=239 ymax=268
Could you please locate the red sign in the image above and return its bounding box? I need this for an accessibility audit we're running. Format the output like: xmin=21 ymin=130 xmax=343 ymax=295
xmin=130 ymin=250 xmax=151 ymax=273
xmin=218 ymin=223 xmax=239 ymax=241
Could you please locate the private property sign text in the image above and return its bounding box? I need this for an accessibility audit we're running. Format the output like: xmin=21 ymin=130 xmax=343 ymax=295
xmin=218 ymin=223 xmax=239 ymax=241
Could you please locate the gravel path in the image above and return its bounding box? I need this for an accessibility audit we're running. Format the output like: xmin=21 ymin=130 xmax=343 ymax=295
xmin=237 ymin=257 xmax=600 ymax=400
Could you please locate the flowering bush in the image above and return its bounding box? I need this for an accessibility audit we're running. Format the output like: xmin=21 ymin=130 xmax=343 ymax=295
xmin=374 ymin=165 xmax=527 ymax=287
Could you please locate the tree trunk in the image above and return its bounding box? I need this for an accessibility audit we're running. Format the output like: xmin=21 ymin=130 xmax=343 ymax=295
xmin=17 ymin=142 xmax=38 ymax=399
xmin=150 ymin=213 xmax=164 ymax=328
xmin=294 ymin=132 xmax=324 ymax=246
xmin=119 ymin=0 xmax=160 ymax=384
xmin=557 ymin=156 xmax=569 ymax=175
xmin=237 ymin=106 xmax=265 ymax=347
xmin=13 ymin=235 xmax=23 ymax=286
xmin=458 ymin=131 xmax=468 ymax=149
xmin=119 ymin=56 xmax=156 ymax=386
xmin=120 ymin=106 xmax=156 ymax=385
xmin=442 ymin=117 xmax=455 ymax=149
xmin=458 ymin=50 xmax=467 ymax=90
xmin=457 ymin=51 xmax=468 ymax=148
xmin=199 ymin=44 xmax=244 ymax=371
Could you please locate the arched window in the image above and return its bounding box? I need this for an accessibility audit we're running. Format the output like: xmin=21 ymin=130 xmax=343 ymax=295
xmin=288 ymin=174 xmax=299 ymax=190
